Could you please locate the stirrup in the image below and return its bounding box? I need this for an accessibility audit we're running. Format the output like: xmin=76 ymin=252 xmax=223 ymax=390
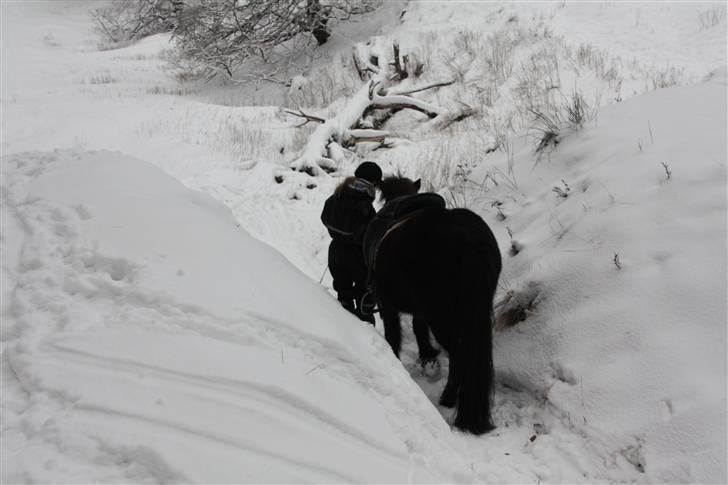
xmin=359 ymin=292 xmax=378 ymax=315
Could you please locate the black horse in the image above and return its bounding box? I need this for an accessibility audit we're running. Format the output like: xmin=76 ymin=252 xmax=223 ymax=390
xmin=363 ymin=176 xmax=502 ymax=435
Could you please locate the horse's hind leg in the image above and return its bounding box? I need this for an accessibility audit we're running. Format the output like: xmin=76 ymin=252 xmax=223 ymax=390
xmin=439 ymin=351 xmax=460 ymax=408
xmin=413 ymin=317 xmax=439 ymax=361
xmin=380 ymin=307 xmax=403 ymax=357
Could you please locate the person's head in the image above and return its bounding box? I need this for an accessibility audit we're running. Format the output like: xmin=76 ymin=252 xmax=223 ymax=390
xmin=354 ymin=161 xmax=382 ymax=186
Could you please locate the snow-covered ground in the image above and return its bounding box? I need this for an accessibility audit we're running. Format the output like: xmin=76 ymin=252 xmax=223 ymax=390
xmin=2 ymin=1 xmax=726 ymax=483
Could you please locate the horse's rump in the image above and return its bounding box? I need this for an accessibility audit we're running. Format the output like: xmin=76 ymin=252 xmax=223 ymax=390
xmin=372 ymin=204 xmax=501 ymax=434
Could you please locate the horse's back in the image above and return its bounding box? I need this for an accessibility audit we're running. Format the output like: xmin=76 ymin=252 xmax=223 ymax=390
xmin=398 ymin=207 xmax=499 ymax=269
xmin=374 ymin=206 xmax=501 ymax=313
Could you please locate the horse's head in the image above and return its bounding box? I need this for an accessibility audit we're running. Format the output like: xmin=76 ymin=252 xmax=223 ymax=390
xmin=379 ymin=176 xmax=421 ymax=203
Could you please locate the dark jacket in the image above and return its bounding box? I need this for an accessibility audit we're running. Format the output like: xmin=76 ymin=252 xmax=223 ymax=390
xmin=321 ymin=177 xmax=376 ymax=246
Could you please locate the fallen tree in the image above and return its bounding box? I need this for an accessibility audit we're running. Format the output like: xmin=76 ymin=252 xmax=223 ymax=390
xmin=285 ymin=43 xmax=467 ymax=176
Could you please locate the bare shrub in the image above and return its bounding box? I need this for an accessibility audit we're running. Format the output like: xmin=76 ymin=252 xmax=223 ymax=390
xmin=90 ymin=0 xmax=177 ymax=45
xmin=172 ymin=1 xmax=379 ymax=81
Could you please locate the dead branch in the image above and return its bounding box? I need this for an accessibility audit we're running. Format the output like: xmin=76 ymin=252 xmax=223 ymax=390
xmin=229 ymin=72 xmax=292 ymax=87
xmin=390 ymin=42 xmax=408 ymax=81
xmin=387 ymin=79 xmax=455 ymax=96
xmin=434 ymin=104 xmax=478 ymax=130
xmin=368 ymin=80 xmax=381 ymax=100
xmin=283 ymin=108 xmax=326 ymax=127
xmin=372 ymin=141 xmax=395 ymax=151
xmin=288 ymin=43 xmax=450 ymax=175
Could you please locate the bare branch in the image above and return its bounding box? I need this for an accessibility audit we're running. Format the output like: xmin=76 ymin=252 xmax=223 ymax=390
xmin=372 ymin=141 xmax=395 ymax=151
xmin=434 ymin=104 xmax=478 ymax=130
xmin=387 ymin=79 xmax=455 ymax=96
xmin=389 ymin=42 xmax=408 ymax=81
xmin=283 ymin=108 xmax=326 ymax=126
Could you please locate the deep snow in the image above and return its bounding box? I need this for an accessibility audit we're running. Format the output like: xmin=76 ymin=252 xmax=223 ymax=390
xmin=2 ymin=1 xmax=726 ymax=483
xmin=1 ymin=150 xmax=461 ymax=482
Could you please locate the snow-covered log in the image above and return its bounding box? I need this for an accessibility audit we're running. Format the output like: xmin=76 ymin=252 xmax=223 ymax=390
xmin=287 ymin=43 xmax=462 ymax=175
xmin=288 ymin=82 xmax=375 ymax=175
xmin=343 ymin=129 xmax=389 ymax=145
xmin=369 ymin=91 xmax=442 ymax=118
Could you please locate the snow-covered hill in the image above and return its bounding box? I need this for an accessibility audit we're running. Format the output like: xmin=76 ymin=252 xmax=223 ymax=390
xmin=1 ymin=149 xmax=465 ymax=482
xmin=2 ymin=1 xmax=726 ymax=483
xmin=480 ymin=69 xmax=727 ymax=483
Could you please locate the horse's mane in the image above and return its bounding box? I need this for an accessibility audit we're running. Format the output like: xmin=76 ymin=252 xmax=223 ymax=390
xmin=379 ymin=175 xmax=420 ymax=203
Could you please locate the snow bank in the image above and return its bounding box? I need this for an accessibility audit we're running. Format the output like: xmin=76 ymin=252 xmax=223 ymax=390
xmin=1 ymin=150 xmax=466 ymax=483
xmin=475 ymin=68 xmax=727 ymax=483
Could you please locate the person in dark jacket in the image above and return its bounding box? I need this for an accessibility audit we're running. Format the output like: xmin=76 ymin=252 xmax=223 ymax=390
xmin=321 ymin=161 xmax=382 ymax=324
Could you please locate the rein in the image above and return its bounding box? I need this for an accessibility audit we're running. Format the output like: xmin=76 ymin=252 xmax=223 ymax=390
xmin=372 ymin=211 xmax=420 ymax=273
xmin=360 ymin=211 xmax=420 ymax=316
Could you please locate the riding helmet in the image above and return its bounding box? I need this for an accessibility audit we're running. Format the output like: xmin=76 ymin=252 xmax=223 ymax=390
xmin=354 ymin=161 xmax=382 ymax=185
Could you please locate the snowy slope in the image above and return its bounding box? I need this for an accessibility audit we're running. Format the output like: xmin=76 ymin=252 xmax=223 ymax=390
xmin=1 ymin=149 xmax=471 ymax=482
xmin=2 ymin=1 xmax=726 ymax=483
xmin=478 ymin=70 xmax=728 ymax=483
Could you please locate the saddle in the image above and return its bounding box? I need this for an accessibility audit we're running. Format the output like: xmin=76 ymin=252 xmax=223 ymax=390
xmin=360 ymin=193 xmax=446 ymax=314
xmin=379 ymin=192 xmax=446 ymax=220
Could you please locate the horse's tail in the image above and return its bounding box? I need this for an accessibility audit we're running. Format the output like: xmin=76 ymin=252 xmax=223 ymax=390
xmin=452 ymin=223 xmax=500 ymax=435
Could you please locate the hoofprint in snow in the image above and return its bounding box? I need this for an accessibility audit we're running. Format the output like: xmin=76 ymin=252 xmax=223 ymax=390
xmin=2 ymin=1 xmax=726 ymax=483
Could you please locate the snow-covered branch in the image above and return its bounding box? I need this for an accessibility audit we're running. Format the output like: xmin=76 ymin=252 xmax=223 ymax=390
xmin=287 ymin=42 xmax=466 ymax=175
xmin=386 ymin=80 xmax=456 ymax=97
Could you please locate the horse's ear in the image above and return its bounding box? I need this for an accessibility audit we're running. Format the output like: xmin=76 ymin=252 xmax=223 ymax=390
xmin=414 ymin=179 xmax=421 ymax=191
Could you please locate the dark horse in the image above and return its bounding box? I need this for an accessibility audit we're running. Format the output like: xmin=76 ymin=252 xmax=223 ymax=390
xmin=363 ymin=176 xmax=502 ymax=434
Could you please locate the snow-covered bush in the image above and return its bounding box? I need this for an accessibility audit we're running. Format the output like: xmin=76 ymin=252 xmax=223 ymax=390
xmin=171 ymin=0 xmax=378 ymax=81
xmin=90 ymin=0 xmax=179 ymax=45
